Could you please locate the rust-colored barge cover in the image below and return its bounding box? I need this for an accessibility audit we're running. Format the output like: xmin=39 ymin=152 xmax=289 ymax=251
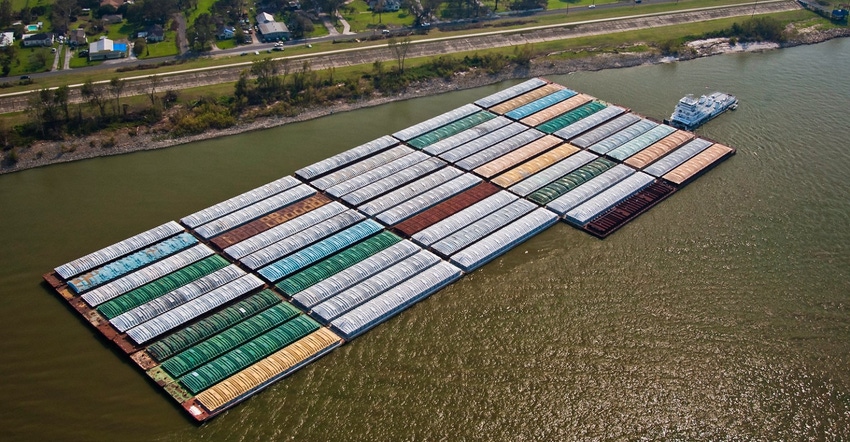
xmin=584 ymin=180 xmax=676 ymax=238
xmin=392 ymin=182 xmax=499 ymax=237
xmin=210 ymin=194 xmax=331 ymax=249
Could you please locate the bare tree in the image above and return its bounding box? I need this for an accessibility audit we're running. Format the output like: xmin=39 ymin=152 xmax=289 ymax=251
xmin=373 ymin=0 xmax=386 ymax=24
xmin=388 ymin=36 xmax=412 ymax=72
xmin=109 ymin=77 xmax=126 ymax=115
xmin=81 ymin=79 xmax=108 ymax=118
xmin=54 ymin=85 xmax=70 ymax=122
xmin=147 ymin=75 xmax=160 ymax=107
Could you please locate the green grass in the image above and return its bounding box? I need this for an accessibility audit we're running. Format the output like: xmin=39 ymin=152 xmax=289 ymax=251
xmin=188 ymin=0 xmax=217 ymax=27
xmin=215 ymin=38 xmax=238 ymax=50
xmin=58 ymin=46 xmax=66 ymax=70
xmin=142 ymin=30 xmax=180 ymax=58
xmin=102 ymin=20 xmax=136 ymax=42
xmin=308 ymin=19 xmax=331 ymax=38
xmin=342 ymin=0 xmax=416 ymax=32
xmin=69 ymin=52 xmax=103 ymax=69
xmin=7 ymin=46 xmax=53 ymax=76
xmin=545 ymin=0 xmax=623 ymax=11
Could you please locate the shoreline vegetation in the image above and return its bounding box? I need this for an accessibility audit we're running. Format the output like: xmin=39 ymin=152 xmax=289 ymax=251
xmin=1 ymin=21 xmax=847 ymax=175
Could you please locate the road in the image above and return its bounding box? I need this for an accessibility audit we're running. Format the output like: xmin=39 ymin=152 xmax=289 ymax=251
xmin=0 ymin=1 xmax=799 ymax=114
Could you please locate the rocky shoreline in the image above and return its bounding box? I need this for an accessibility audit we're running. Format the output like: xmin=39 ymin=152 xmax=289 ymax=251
xmin=2 ymin=28 xmax=847 ymax=176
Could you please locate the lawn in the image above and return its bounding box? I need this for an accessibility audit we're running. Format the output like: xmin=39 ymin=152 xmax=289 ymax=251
xmin=104 ymin=20 xmax=136 ymax=42
xmin=544 ymin=0 xmax=624 ymax=11
xmin=188 ymin=0 xmax=218 ymax=27
xmin=142 ymin=30 xmax=179 ymax=58
xmin=7 ymin=46 xmax=53 ymax=76
xmin=342 ymin=0 xmax=416 ymax=32
xmin=12 ymin=0 xmax=49 ymax=11
xmin=69 ymin=52 xmax=103 ymax=69
xmin=308 ymin=19 xmax=331 ymax=38
xmin=215 ymin=38 xmax=238 ymax=50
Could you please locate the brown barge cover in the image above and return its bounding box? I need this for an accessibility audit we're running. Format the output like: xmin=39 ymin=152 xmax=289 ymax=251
xmin=663 ymin=143 xmax=734 ymax=185
xmin=624 ymin=130 xmax=694 ymax=170
xmin=489 ymin=84 xmax=564 ymax=115
xmin=585 ymin=180 xmax=676 ymax=238
xmin=519 ymin=94 xmax=594 ymax=127
xmin=210 ymin=194 xmax=332 ymax=249
xmin=392 ymin=182 xmax=500 ymax=237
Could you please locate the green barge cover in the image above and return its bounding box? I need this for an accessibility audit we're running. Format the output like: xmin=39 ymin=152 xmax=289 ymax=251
xmin=537 ymin=102 xmax=606 ymax=134
xmin=160 ymin=302 xmax=301 ymax=377
xmin=97 ymin=255 xmax=230 ymax=319
xmin=179 ymin=315 xmax=320 ymax=394
xmin=276 ymin=230 xmax=401 ymax=296
xmin=146 ymin=290 xmax=282 ymax=362
xmin=407 ymin=112 xmax=496 ymax=149
xmin=528 ymin=158 xmax=617 ymax=206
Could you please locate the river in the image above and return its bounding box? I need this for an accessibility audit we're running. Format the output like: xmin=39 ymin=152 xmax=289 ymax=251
xmin=1 ymin=38 xmax=848 ymax=441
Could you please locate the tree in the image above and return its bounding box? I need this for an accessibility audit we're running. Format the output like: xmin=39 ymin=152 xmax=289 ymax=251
xmin=0 ymin=0 xmax=12 ymax=28
xmin=388 ymin=37 xmax=412 ymax=72
xmin=288 ymin=12 xmax=314 ymax=39
xmin=147 ymin=75 xmax=160 ymax=107
xmin=51 ymin=0 xmax=77 ymax=34
xmin=54 ymin=85 xmax=70 ymax=122
xmin=81 ymin=79 xmax=108 ymax=117
xmin=109 ymin=77 xmax=126 ymax=115
xmin=132 ymin=38 xmax=147 ymax=57
xmin=317 ymin=0 xmax=346 ymax=20
xmin=509 ymin=0 xmax=546 ymax=11
xmin=28 ymin=89 xmax=59 ymax=137
xmin=27 ymin=51 xmax=49 ymax=72
xmin=251 ymin=58 xmax=280 ymax=96
xmin=234 ymin=71 xmax=250 ymax=106
xmin=188 ymin=13 xmax=216 ymax=51
xmin=373 ymin=0 xmax=386 ymax=24
xmin=0 ymin=46 xmax=14 ymax=77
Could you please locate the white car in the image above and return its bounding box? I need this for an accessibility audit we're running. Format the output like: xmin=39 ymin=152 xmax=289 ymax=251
xmin=588 ymin=3 xmax=596 ymax=7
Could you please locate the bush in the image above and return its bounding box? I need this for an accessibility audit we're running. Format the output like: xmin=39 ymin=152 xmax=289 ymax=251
xmin=172 ymin=101 xmax=236 ymax=137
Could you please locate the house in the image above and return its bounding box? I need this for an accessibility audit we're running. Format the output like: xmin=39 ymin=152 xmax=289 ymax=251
xmin=0 ymin=32 xmax=14 ymax=47
xmin=69 ymin=29 xmax=87 ymax=47
xmin=217 ymin=26 xmax=235 ymax=40
xmin=22 ymin=33 xmax=54 ymax=47
xmin=89 ymin=37 xmax=127 ymax=60
xmin=257 ymin=21 xmax=289 ymax=42
xmin=102 ymin=14 xmax=124 ymax=24
xmin=257 ymin=12 xmax=275 ymax=24
xmin=141 ymin=24 xmax=164 ymax=42
xmin=368 ymin=0 xmax=400 ymax=11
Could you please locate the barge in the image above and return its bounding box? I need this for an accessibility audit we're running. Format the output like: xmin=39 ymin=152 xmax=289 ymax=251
xmin=44 ymin=78 xmax=738 ymax=423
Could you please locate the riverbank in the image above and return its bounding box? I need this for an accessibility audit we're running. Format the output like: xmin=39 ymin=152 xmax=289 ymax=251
xmin=1 ymin=26 xmax=847 ymax=175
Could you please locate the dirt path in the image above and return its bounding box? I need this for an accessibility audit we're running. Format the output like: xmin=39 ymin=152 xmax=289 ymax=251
xmin=174 ymin=13 xmax=189 ymax=55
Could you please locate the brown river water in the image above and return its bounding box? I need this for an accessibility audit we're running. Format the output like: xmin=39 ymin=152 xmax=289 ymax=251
xmin=0 ymin=39 xmax=848 ymax=441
